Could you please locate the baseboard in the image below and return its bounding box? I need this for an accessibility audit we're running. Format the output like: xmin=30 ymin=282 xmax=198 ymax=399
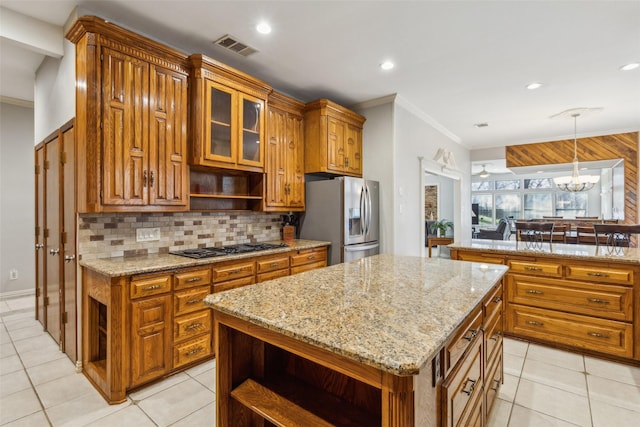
xmin=0 ymin=289 xmax=35 ymax=300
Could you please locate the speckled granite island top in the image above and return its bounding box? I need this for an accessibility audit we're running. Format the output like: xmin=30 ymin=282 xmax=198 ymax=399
xmin=79 ymin=240 xmax=330 ymax=277
xmin=450 ymin=239 xmax=640 ymax=264
xmin=205 ymin=254 xmax=508 ymax=376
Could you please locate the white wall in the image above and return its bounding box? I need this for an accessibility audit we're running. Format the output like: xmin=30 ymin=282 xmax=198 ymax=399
xmin=0 ymin=102 xmax=35 ymax=296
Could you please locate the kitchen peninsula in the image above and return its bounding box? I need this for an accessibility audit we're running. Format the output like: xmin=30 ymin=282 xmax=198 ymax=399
xmin=205 ymin=254 xmax=508 ymax=426
xmin=450 ymin=240 xmax=640 ymax=365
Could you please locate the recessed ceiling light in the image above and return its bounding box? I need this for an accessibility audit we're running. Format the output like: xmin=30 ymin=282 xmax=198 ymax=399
xmin=620 ymin=62 xmax=639 ymax=71
xmin=380 ymin=61 xmax=394 ymax=70
xmin=256 ymin=22 xmax=272 ymax=34
xmin=526 ymin=82 xmax=543 ymax=90
xmin=474 ymin=123 xmax=489 ymax=128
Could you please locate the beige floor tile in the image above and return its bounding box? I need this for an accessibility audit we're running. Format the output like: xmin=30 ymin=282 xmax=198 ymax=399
xmin=587 ymin=374 xmax=640 ymax=412
xmin=26 ymin=356 xmax=77 ymax=386
xmin=515 ymin=379 xmax=590 ymax=426
xmin=8 ymin=325 xmax=48 ymax=342
xmin=35 ymin=371 xmax=97 ymax=408
xmin=13 ymin=333 xmax=58 ymax=355
xmin=192 ymin=367 xmax=216 ymax=393
xmin=19 ymin=345 xmax=67 ymax=369
xmin=497 ymin=373 xmax=519 ymax=402
xmin=138 ymin=379 xmax=215 ymax=427
xmin=0 ymin=387 xmax=43 ymax=425
xmin=0 ymin=369 xmax=32 ymax=398
xmin=503 ymin=353 xmax=525 ymax=377
xmin=0 ymin=300 xmax=13 ymax=314
xmin=509 ymin=404 xmax=582 ymax=426
xmin=1 ymin=410 xmax=50 ymax=426
xmin=0 ymin=328 xmax=11 ymax=344
xmin=85 ymin=405 xmax=156 ymax=427
xmin=486 ymin=398 xmax=512 ymax=427
xmin=585 ymin=356 xmax=640 ymax=387
xmin=129 ymin=372 xmax=190 ymax=402
xmin=503 ymin=337 xmax=529 ymax=358
xmin=1 ymin=341 xmax=17 ymax=358
xmin=5 ymin=297 xmax=36 ymax=311
xmin=0 ymin=354 xmax=24 ymax=376
xmin=3 ymin=317 xmax=41 ymax=332
xmin=526 ymin=344 xmax=585 ymax=372
xmin=46 ymin=392 xmax=131 ymax=426
xmin=169 ymin=401 xmax=216 ymax=427
xmin=1 ymin=310 xmax=35 ymax=323
xmin=521 ymin=358 xmax=588 ymax=396
xmin=590 ymin=399 xmax=640 ymax=427
xmin=185 ymin=358 xmax=216 ymax=378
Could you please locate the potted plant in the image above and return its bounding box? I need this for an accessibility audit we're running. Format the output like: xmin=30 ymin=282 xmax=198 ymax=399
xmin=431 ymin=219 xmax=453 ymax=237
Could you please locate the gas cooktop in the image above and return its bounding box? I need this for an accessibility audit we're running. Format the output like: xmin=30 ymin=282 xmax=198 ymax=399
xmin=170 ymin=242 xmax=288 ymax=259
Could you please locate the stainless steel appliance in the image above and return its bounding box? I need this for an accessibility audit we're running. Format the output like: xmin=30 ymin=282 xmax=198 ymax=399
xmin=300 ymin=177 xmax=379 ymax=265
xmin=170 ymin=242 xmax=288 ymax=259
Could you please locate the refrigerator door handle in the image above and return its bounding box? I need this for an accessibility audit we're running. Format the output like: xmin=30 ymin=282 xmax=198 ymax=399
xmin=366 ymin=185 xmax=372 ymax=236
xmin=344 ymin=242 xmax=380 ymax=252
xmin=359 ymin=186 xmax=366 ymax=236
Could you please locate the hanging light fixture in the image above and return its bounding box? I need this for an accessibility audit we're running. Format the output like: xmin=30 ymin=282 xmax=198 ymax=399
xmin=478 ymin=164 xmax=490 ymax=178
xmin=553 ymin=113 xmax=600 ymax=192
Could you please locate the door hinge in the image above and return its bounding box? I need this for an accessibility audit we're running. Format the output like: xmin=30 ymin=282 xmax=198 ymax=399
xmin=36 ymin=287 xmax=40 ymax=298
xmin=100 ymin=121 xmax=103 ymax=130
xmin=44 ymin=160 xmax=50 ymax=170
xmin=100 ymin=53 xmax=103 ymax=61
xmin=62 ymin=312 xmax=68 ymax=324
xmin=61 ymin=232 xmax=67 ymax=245
xmin=35 ymin=164 xmax=40 ymax=174
xmin=44 ymin=228 xmax=49 ymax=238
xmin=61 ymin=151 xmax=67 ymax=164
xmin=35 ymin=226 xmax=40 ymax=237
xmin=44 ymin=296 xmax=49 ymax=306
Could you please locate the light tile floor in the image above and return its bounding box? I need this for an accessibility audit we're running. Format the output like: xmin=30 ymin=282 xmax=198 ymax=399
xmin=1 ymin=295 xmax=639 ymax=426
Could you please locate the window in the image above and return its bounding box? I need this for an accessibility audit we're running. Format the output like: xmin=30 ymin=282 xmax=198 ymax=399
xmin=495 ymin=194 xmax=521 ymax=220
xmin=471 ymin=194 xmax=493 ymax=226
xmin=524 ymin=178 xmax=553 ymax=189
xmin=556 ymin=192 xmax=587 ymax=217
xmin=471 ymin=181 xmax=493 ymax=191
xmin=524 ymin=193 xmax=552 ymax=219
xmin=495 ymin=179 xmax=520 ymax=190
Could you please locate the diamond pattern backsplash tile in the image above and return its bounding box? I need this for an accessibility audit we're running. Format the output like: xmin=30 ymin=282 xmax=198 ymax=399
xmin=78 ymin=212 xmax=284 ymax=260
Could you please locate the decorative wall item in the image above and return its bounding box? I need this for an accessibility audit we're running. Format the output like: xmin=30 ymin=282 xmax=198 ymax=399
xmin=425 ymin=185 xmax=438 ymax=220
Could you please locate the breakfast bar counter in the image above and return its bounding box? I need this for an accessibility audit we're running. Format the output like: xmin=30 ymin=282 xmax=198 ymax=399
xmin=205 ymin=254 xmax=508 ymax=426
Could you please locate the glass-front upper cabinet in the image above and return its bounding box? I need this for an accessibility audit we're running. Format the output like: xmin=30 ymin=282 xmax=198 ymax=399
xmin=239 ymin=93 xmax=264 ymax=167
xmin=209 ymin=85 xmax=233 ymax=159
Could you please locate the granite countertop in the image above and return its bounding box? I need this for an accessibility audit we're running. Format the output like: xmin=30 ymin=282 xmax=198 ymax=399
xmin=205 ymin=254 xmax=508 ymax=376
xmin=79 ymin=239 xmax=330 ymax=277
xmin=450 ymin=239 xmax=640 ymax=264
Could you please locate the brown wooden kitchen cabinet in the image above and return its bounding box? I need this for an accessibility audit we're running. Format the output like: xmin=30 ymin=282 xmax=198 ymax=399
xmin=189 ymin=54 xmax=272 ymax=173
xmin=66 ymin=16 xmax=189 ymax=213
xmin=304 ymin=99 xmax=365 ymax=177
xmin=290 ymin=246 xmax=328 ymax=275
xmin=263 ymin=91 xmax=305 ymax=211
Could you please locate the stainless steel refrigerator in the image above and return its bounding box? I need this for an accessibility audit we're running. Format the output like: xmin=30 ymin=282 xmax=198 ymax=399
xmin=300 ymin=177 xmax=379 ymax=265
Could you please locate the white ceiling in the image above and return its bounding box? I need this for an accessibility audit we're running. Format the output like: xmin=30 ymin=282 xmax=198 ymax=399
xmin=1 ymin=0 xmax=639 ymax=150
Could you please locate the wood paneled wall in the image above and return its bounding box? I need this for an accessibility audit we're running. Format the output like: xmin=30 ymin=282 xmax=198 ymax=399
xmin=505 ymin=132 xmax=638 ymax=224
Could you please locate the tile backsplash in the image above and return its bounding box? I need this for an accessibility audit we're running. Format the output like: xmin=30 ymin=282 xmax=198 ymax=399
xmin=78 ymin=212 xmax=285 ymax=261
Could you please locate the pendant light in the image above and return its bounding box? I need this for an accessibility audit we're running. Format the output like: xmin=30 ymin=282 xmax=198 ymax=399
xmin=553 ymin=113 xmax=600 ymax=192
xmin=478 ymin=164 xmax=490 ymax=179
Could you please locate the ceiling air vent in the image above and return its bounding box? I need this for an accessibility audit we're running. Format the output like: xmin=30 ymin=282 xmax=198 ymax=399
xmin=213 ymin=34 xmax=258 ymax=57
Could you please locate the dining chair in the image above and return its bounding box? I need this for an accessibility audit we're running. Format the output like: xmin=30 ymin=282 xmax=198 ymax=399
xmin=515 ymin=222 xmax=554 ymax=248
xmin=593 ymin=224 xmax=640 ymax=249
xmin=576 ymin=225 xmax=608 ymax=245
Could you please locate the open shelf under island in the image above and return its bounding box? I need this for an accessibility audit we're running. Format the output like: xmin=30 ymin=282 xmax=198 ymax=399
xmin=205 ymin=254 xmax=508 ymax=426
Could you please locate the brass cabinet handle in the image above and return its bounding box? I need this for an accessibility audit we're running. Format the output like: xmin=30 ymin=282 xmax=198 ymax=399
xmin=35 ymin=243 xmax=44 ymax=250
xmin=143 ymin=170 xmax=148 ymax=187
xmin=142 ymin=284 xmax=161 ymax=291
xmin=269 ymin=263 xmax=280 ymax=268
xmin=149 ymin=171 xmax=154 ymax=187
xmin=526 ymin=289 xmax=543 ymax=295
xmin=345 ymin=157 xmax=349 ymax=167
xmin=461 ymin=378 xmax=477 ymax=396
xmin=491 ymin=378 xmax=500 ymax=391
xmin=229 ymin=269 xmax=243 ymax=275
xmin=493 ymin=296 xmax=502 ymax=303
xmin=587 ymin=272 xmax=610 ymax=278
xmin=186 ymin=298 xmax=202 ymax=305
xmin=527 ymin=320 xmax=544 ymax=327
xmin=588 ymin=332 xmax=610 ymax=339
xmin=490 ymin=332 xmax=501 ymax=341
xmin=64 ymin=254 xmax=76 ymax=262
xmin=525 ymin=266 xmax=542 ymax=271
xmin=587 ymin=298 xmax=610 ymax=304
xmin=463 ymin=329 xmax=479 ymax=342
xmin=49 ymin=249 xmax=60 ymax=255
xmin=185 ymin=347 xmax=204 ymax=356
xmin=307 ymin=255 xmax=316 ymax=260
xmin=186 ymin=277 xmax=202 ymax=283
xmin=185 ymin=322 xmax=203 ymax=331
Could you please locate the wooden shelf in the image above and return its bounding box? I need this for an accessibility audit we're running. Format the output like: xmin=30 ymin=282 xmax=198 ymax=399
xmin=189 ymin=168 xmax=263 ymax=211
xmin=189 ymin=193 xmax=262 ymax=200
xmin=231 ymin=377 xmax=380 ymax=427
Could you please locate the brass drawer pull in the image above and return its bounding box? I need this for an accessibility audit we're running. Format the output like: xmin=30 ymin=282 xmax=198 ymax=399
xmin=463 ymin=329 xmax=479 ymax=342
xmin=526 ymin=289 xmax=543 ymax=295
xmin=587 ymin=298 xmax=610 ymax=304
xmin=185 ymin=347 xmax=204 ymax=356
xmin=230 ymin=269 xmax=243 ymax=275
xmin=587 ymin=272 xmax=610 ymax=278
xmin=588 ymin=332 xmax=610 ymax=339
xmin=492 ymin=379 xmax=500 ymax=391
xmin=186 ymin=277 xmax=202 ymax=283
xmin=142 ymin=284 xmax=162 ymax=291
xmin=185 ymin=322 xmax=203 ymax=331
xmin=493 ymin=296 xmax=502 ymax=303
xmin=186 ymin=298 xmax=202 ymax=305
xmin=461 ymin=378 xmax=477 ymax=396
xmin=527 ymin=320 xmax=544 ymax=327
xmin=269 ymin=263 xmax=280 ymax=268
xmin=307 ymin=255 xmax=316 ymax=260
xmin=525 ymin=266 xmax=542 ymax=271
xmin=490 ymin=332 xmax=501 ymax=341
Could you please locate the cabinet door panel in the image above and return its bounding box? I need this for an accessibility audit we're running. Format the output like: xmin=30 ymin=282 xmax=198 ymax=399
xmin=131 ymin=295 xmax=172 ymax=386
xmin=149 ymin=65 xmax=188 ymax=206
xmin=265 ymin=108 xmax=287 ymax=207
xmin=205 ymin=82 xmax=236 ymax=163
xmin=238 ymin=93 xmax=264 ymax=167
xmin=287 ymin=114 xmax=305 ymax=208
xmin=35 ymin=147 xmax=46 ymax=327
xmin=61 ymin=126 xmax=77 ymax=361
xmin=327 ymin=117 xmax=345 ymax=171
xmin=102 ymin=48 xmax=149 ymax=206
xmin=345 ymin=124 xmax=362 ymax=176
xmin=45 ymin=136 xmax=61 ymax=344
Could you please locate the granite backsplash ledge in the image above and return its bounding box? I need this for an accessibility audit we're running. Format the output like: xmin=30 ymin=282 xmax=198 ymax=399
xmin=78 ymin=212 xmax=285 ymax=261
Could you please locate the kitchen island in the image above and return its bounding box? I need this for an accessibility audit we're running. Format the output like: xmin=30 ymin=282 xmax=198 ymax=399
xmin=205 ymin=254 xmax=508 ymax=426
xmin=450 ymin=240 xmax=640 ymax=364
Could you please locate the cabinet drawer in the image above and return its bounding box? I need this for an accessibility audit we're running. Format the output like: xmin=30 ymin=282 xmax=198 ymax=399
xmin=566 ymin=264 xmax=635 ymax=286
xmin=290 ymin=247 xmax=327 ymax=267
xmin=212 ymin=262 xmax=255 ymax=283
xmin=508 ymin=260 xmax=562 ymax=278
xmin=445 ymin=307 xmax=482 ymax=375
xmin=508 ymin=276 xmax=633 ymax=322
xmin=506 ymin=304 xmax=633 ymax=358
xmin=257 ymin=269 xmax=290 ymax=283
xmin=484 ymin=307 xmax=503 ymax=366
xmin=213 ymin=276 xmax=255 ymax=293
xmin=174 ymin=286 xmax=210 ymax=316
xmin=455 ymin=251 xmax=505 ymax=265
xmin=174 ymin=310 xmax=211 ymax=343
xmin=174 ymin=268 xmax=211 ymax=290
xmin=485 ymin=349 xmax=503 ymax=415
xmin=291 ymin=260 xmax=327 ymax=275
xmin=483 ymin=282 xmax=503 ymax=328
xmin=130 ymin=274 xmax=172 ymax=299
xmin=256 ymin=255 xmax=290 ymax=273
xmin=442 ymin=334 xmax=483 ymax=427
xmin=173 ymin=334 xmax=212 ymax=369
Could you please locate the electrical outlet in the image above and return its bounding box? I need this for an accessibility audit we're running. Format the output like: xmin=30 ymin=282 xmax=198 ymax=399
xmin=136 ymin=227 xmax=160 ymax=242
xmin=9 ymin=269 xmax=18 ymax=280
xmin=247 ymin=224 xmax=253 ymax=234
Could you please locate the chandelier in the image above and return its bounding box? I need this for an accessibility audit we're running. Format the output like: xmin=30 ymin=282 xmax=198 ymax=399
xmin=553 ymin=113 xmax=600 ymax=192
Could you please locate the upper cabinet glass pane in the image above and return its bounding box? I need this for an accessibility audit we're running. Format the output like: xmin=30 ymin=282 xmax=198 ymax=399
xmin=211 ymin=88 xmax=231 ymax=124
xmin=241 ymin=98 xmax=261 ymax=162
